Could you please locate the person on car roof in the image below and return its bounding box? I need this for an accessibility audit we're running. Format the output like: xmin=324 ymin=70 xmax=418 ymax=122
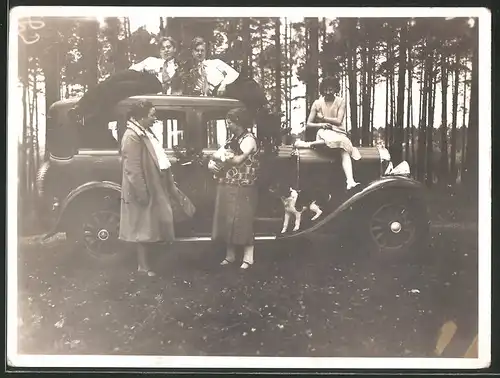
xmin=71 ymin=36 xmax=181 ymax=121
xmin=180 ymin=36 xmax=269 ymax=115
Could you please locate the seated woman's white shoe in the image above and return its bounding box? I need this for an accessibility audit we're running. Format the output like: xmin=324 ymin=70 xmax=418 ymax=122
xmin=346 ymin=181 xmax=360 ymax=191
xmin=294 ymin=140 xmax=311 ymax=149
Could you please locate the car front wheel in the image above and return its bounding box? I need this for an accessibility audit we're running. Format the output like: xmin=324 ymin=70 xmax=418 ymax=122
xmin=66 ymin=195 xmax=133 ymax=266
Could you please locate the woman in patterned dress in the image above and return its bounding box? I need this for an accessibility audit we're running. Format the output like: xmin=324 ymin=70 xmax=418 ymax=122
xmin=211 ymin=108 xmax=260 ymax=270
xmin=296 ymin=76 xmax=361 ymax=190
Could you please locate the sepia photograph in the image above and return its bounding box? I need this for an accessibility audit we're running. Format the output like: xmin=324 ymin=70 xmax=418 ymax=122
xmin=7 ymin=6 xmax=491 ymax=369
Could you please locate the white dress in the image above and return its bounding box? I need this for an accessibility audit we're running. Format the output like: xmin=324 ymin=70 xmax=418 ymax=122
xmin=313 ymin=96 xmax=361 ymax=160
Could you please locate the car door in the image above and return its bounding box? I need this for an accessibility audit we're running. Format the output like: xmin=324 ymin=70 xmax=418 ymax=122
xmin=149 ymin=107 xmax=208 ymax=236
xmin=195 ymin=107 xmax=233 ymax=235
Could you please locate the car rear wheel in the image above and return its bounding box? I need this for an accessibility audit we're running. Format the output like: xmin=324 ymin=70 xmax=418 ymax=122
xmin=358 ymin=191 xmax=430 ymax=261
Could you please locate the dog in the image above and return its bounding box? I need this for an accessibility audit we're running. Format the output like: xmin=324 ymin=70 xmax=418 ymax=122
xmin=278 ymin=187 xmax=332 ymax=233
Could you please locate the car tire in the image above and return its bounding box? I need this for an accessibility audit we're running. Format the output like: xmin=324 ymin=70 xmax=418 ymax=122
xmin=65 ymin=194 xmax=133 ymax=267
xmin=354 ymin=190 xmax=430 ymax=262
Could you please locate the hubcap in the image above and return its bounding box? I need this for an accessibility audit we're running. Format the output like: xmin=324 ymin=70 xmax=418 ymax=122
xmin=369 ymin=202 xmax=416 ymax=251
xmin=82 ymin=210 xmax=123 ymax=259
xmin=390 ymin=221 xmax=402 ymax=233
xmin=97 ymin=229 xmax=110 ymax=241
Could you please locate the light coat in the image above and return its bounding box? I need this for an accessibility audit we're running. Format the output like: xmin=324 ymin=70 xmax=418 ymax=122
xmin=118 ymin=126 xmax=175 ymax=243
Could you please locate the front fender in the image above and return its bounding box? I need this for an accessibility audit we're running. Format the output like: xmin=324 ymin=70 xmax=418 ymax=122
xmin=279 ymin=176 xmax=427 ymax=240
xmin=44 ymin=181 xmax=122 ymax=238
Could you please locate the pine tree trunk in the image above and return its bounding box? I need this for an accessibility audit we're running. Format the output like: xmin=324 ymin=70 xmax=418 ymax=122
xmin=426 ymin=49 xmax=436 ymax=186
xmin=389 ymin=46 xmax=395 ymax=148
xmin=85 ymin=19 xmax=99 ymax=88
xmin=284 ymin=18 xmax=289 ymax=131
xmin=464 ymin=23 xmax=478 ymax=191
xmin=384 ymin=60 xmax=389 ymax=146
xmin=450 ymin=52 xmax=460 ymax=184
xmin=34 ymin=68 xmax=40 ymax=170
xmin=22 ymin=81 xmax=28 ymax=197
xmin=259 ymin=21 xmax=265 ymax=84
xmin=29 ymin=78 xmax=37 ymax=198
xmin=461 ymin=68 xmax=468 ymax=178
xmin=42 ymin=43 xmax=61 ymax=160
xmin=370 ymin=66 xmax=376 ymax=146
xmin=361 ymin=33 xmax=370 ymax=146
xmin=241 ymin=18 xmax=251 ymax=78
xmin=394 ymin=23 xmax=407 ymax=165
xmin=274 ymin=18 xmax=282 ymax=115
xmin=346 ymin=22 xmax=358 ymax=146
xmin=440 ymin=53 xmax=449 ymax=186
xmin=306 ymin=17 xmax=319 ymax=106
xmin=345 ymin=56 xmax=350 ymax=131
xmin=418 ymin=43 xmax=429 ymax=182
xmin=288 ymin=22 xmax=292 ymax=132
xmin=21 ymin=80 xmax=28 ymax=211
xmin=405 ymin=51 xmax=413 ymax=163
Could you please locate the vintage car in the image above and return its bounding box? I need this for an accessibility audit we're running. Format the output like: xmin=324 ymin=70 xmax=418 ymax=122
xmin=36 ymin=94 xmax=430 ymax=265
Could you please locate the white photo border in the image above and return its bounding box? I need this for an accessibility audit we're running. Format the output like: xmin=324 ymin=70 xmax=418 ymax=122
xmin=7 ymin=6 xmax=492 ymax=370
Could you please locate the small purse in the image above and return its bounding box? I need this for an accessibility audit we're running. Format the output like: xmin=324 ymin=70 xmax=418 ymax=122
xmin=170 ymin=183 xmax=196 ymax=223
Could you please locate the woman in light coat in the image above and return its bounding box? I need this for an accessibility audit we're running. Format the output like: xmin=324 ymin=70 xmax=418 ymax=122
xmin=119 ymin=100 xmax=179 ymax=276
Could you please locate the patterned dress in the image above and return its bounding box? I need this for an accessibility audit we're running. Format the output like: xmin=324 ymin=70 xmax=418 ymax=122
xmin=212 ymin=132 xmax=260 ymax=246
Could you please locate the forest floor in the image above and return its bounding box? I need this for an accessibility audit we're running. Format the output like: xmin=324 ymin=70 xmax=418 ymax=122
xmin=13 ymin=187 xmax=481 ymax=360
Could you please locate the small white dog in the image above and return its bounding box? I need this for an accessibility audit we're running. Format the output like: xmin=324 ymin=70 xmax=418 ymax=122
xmin=280 ymin=188 xmax=327 ymax=233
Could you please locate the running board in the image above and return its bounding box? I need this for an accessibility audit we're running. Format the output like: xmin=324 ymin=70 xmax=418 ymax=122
xmin=174 ymin=235 xmax=277 ymax=242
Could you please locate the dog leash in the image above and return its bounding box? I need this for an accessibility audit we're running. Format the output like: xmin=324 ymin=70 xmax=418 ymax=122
xmin=292 ymin=145 xmax=300 ymax=190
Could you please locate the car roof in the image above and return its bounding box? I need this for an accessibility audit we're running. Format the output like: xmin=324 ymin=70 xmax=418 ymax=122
xmin=49 ymin=95 xmax=245 ymax=111
xmin=118 ymin=95 xmax=244 ymax=108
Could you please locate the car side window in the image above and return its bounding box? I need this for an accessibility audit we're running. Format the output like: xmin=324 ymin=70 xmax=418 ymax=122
xmin=201 ymin=109 xmax=230 ymax=149
xmin=78 ymin=114 xmax=121 ymax=151
xmin=152 ymin=110 xmax=187 ymax=149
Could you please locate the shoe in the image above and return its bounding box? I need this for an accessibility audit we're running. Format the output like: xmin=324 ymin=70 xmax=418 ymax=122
xmin=240 ymin=261 xmax=253 ymax=270
xmin=137 ymin=268 xmax=156 ymax=277
xmin=220 ymin=258 xmax=235 ymax=266
xmin=346 ymin=182 xmax=360 ymax=191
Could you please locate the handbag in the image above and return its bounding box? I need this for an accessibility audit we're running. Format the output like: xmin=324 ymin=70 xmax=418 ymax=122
xmin=170 ymin=183 xmax=196 ymax=223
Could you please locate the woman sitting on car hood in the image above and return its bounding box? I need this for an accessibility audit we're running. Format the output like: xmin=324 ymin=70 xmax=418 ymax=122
xmin=295 ymin=76 xmax=361 ymax=191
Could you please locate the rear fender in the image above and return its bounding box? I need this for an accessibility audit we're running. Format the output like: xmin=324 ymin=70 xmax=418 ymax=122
xmin=281 ymin=176 xmax=427 ymax=239
xmin=45 ymin=181 xmax=122 ymax=237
